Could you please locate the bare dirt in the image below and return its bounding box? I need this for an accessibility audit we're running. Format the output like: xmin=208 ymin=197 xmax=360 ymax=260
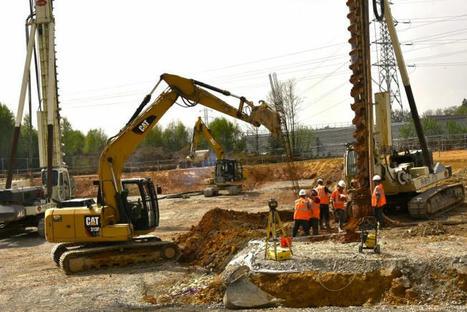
xmin=0 ymin=150 xmax=466 ymax=311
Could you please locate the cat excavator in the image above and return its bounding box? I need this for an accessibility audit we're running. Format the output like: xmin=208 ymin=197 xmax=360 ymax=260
xmin=45 ymin=73 xmax=281 ymax=274
xmin=344 ymin=0 xmax=464 ymax=219
xmin=187 ymin=117 xmax=244 ymax=196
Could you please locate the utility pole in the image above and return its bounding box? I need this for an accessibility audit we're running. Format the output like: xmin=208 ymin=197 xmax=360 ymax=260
xmin=373 ymin=2 xmax=403 ymax=112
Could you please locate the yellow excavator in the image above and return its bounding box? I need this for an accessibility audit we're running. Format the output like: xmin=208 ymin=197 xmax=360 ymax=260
xmin=344 ymin=0 xmax=464 ymax=218
xmin=45 ymin=73 xmax=281 ymax=274
xmin=187 ymin=117 xmax=245 ymax=196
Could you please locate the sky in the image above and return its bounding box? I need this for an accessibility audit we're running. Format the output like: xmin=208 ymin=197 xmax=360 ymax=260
xmin=0 ymin=0 xmax=466 ymax=137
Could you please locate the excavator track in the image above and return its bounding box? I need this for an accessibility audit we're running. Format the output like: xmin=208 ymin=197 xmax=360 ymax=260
xmin=408 ymin=183 xmax=465 ymax=218
xmin=346 ymin=0 xmax=373 ymax=216
xmin=57 ymin=237 xmax=180 ymax=275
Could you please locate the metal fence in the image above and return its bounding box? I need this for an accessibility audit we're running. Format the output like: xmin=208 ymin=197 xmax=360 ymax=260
xmin=1 ymin=134 xmax=466 ymax=177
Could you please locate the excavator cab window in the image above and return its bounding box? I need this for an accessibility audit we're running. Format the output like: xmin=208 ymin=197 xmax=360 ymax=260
xmin=214 ymin=159 xmax=243 ymax=183
xmin=121 ymin=179 xmax=159 ymax=231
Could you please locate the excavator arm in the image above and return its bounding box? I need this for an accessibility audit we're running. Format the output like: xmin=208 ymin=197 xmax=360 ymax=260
xmin=98 ymin=73 xmax=281 ymax=223
xmin=188 ymin=117 xmax=225 ymax=161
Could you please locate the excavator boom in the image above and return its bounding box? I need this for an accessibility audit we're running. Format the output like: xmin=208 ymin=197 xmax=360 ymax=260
xmin=45 ymin=73 xmax=282 ymax=274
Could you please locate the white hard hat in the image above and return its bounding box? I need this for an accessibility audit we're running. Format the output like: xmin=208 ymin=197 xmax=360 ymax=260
xmin=373 ymin=175 xmax=382 ymax=181
xmin=338 ymin=180 xmax=346 ymax=188
xmin=299 ymin=189 xmax=307 ymax=196
xmin=317 ymin=178 xmax=323 ymax=183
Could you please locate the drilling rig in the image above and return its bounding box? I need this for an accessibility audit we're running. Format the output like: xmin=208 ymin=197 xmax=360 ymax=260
xmin=0 ymin=0 xmax=74 ymax=236
xmin=345 ymin=0 xmax=464 ymax=219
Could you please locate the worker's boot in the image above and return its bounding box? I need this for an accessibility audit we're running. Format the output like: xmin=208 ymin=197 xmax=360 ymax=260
xmin=325 ymin=221 xmax=331 ymax=230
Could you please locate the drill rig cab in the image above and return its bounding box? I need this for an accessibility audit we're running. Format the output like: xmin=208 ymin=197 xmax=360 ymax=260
xmin=45 ymin=73 xmax=282 ymax=274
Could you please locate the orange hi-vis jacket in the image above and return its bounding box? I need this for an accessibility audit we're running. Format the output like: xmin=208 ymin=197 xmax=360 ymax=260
xmin=294 ymin=197 xmax=311 ymax=220
xmin=331 ymin=189 xmax=347 ymax=210
xmin=317 ymin=185 xmax=330 ymax=204
xmin=372 ymin=184 xmax=387 ymax=208
xmin=310 ymin=197 xmax=320 ymax=219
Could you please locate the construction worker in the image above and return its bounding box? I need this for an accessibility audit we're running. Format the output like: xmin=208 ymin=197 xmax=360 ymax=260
xmin=331 ymin=180 xmax=348 ymax=232
xmin=372 ymin=175 xmax=386 ymax=228
xmin=293 ymin=189 xmax=311 ymax=237
xmin=316 ymin=178 xmax=332 ymax=230
xmin=308 ymin=189 xmax=321 ymax=235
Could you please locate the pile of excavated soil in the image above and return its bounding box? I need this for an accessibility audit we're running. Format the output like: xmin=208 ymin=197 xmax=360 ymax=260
xmin=244 ymin=158 xmax=343 ymax=190
xmin=174 ymin=208 xmax=294 ymax=272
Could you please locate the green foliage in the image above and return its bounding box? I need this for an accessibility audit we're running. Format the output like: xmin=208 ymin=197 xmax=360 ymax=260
xmin=0 ymin=103 xmax=15 ymax=158
xmin=208 ymin=117 xmax=244 ymax=153
xmin=62 ymin=118 xmax=85 ymax=156
xmin=294 ymin=126 xmax=315 ymax=153
xmin=83 ymin=128 xmax=108 ymax=155
xmin=400 ymin=118 xmax=444 ymax=139
xmin=141 ymin=125 xmax=163 ymax=148
xmin=445 ymin=120 xmax=467 ymax=135
xmin=456 ymin=102 xmax=467 ymax=115
xmin=17 ymin=115 xmax=39 ymax=167
xmin=162 ymin=121 xmax=189 ymax=153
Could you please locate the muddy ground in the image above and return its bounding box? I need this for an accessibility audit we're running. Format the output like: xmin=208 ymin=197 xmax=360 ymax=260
xmin=0 ymin=151 xmax=466 ymax=311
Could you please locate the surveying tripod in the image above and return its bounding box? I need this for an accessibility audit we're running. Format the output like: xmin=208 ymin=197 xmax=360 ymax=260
xmin=265 ymin=198 xmax=293 ymax=260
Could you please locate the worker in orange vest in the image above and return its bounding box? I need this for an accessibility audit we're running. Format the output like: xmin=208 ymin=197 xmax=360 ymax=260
xmin=331 ymin=180 xmax=349 ymax=232
xmin=293 ymin=189 xmax=312 ymax=237
xmin=308 ymin=189 xmax=321 ymax=235
xmin=372 ymin=175 xmax=386 ymax=228
xmin=316 ymin=178 xmax=332 ymax=230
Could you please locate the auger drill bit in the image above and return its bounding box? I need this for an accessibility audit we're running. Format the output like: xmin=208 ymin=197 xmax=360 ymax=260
xmin=346 ymin=0 xmax=373 ymax=217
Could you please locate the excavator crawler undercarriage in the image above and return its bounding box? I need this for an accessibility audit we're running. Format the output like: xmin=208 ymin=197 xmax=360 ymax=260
xmin=52 ymin=236 xmax=180 ymax=275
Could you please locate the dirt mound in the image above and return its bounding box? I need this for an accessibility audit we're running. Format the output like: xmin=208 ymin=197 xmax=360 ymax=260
xmin=244 ymin=158 xmax=343 ymax=189
xmin=405 ymin=222 xmax=447 ymax=237
xmin=174 ymin=208 xmax=293 ymax=272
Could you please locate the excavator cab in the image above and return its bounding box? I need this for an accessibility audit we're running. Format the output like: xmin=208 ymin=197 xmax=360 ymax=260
xmin=214 ymin=159 xmax=243 ymax=184
xmin=121 ymin=179 xmax=160 ymax=232
xmin=95 ymin=178 xmax=160 ymax=232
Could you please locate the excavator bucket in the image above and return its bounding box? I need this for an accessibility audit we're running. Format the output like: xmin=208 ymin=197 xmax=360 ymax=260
xmin=250 ymin=102 xmax=282 ymax=136
xmin=223 ymin=276 xmax=279 ymax=309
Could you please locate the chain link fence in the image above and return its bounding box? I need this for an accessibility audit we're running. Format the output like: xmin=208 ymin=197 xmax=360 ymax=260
xmin=1 ymin=134 xmax=466 ymax=176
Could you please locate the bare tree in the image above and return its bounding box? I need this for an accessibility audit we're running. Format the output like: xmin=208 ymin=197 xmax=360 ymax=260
xmin=267 ymin=79 xmax=303 ymax=153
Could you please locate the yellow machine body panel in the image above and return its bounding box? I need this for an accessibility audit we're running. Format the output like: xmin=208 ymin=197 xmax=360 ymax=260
xmin=45 ymin=206 xmax=131 ymax=243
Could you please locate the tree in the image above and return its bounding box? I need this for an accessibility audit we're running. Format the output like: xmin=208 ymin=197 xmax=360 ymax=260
xmin=62 ymin=118 xmax=85 ymax=157
xmin=208 ymin=117 xmax=245 ymax=153
xmin=141 ymin=125 xmax=164 ymax=148
xmin=267 ymin=79 xmax=302 ymax=153
xmin=400 ymin=118 xmax=444 ymax=139
xmin=162 ymin=121 xmax=190 ymax=153
xmin=18 ymin=114 xmax=39 ymax=168
xmin=446 ymin=120 xmax=466 ymax=135
xmin=456 ymin=100 xmax=467 ymax=115
xmin=83 ymin=128 xmax=108 ymax=155
xmin=0 ymin=103 xmax=15 ymax=160
xmin=293 ymin=126 xmax=315 ymax=153
xmin=391 ymin=109 xmax=411 ymax=122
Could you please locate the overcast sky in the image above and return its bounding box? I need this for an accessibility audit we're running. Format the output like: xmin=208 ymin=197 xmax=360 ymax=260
xmin=1 ymin=0 xmax=466 ymax=136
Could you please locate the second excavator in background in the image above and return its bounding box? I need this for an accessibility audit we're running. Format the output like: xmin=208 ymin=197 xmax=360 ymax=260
xmin=187 ymin=117 xmax=245 ymax=197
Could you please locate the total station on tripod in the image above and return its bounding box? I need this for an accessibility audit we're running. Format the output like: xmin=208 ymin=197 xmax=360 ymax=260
xmin=268 ymin=198 xmax=278 ymax=211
